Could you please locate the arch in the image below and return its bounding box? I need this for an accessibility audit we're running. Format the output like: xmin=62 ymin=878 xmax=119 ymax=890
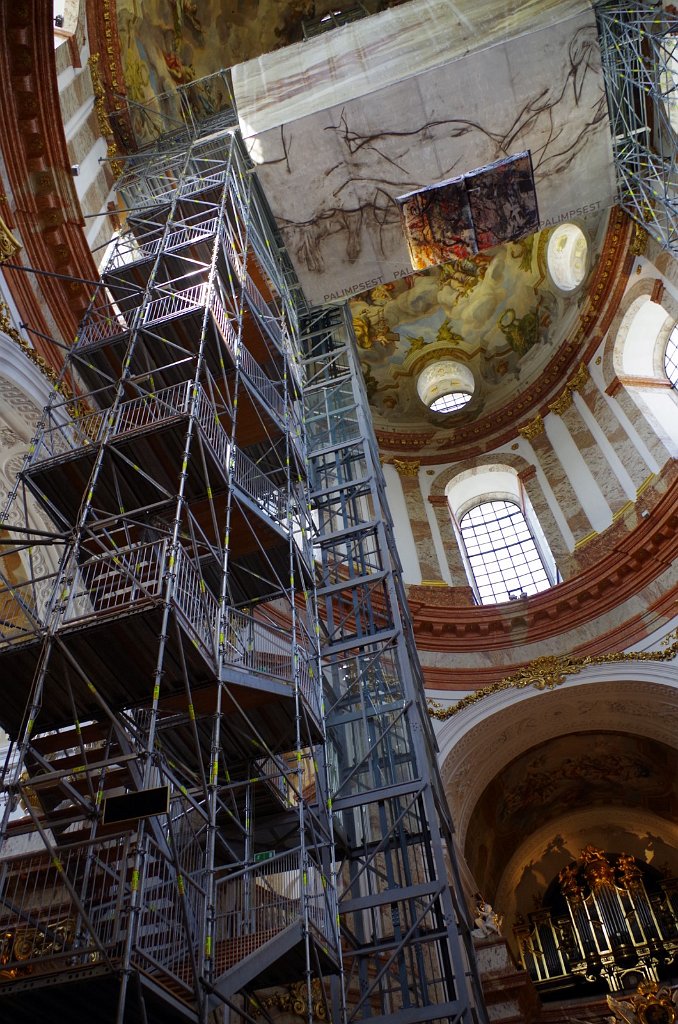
xmin=600 ymin=278 xmax=664 ymax=387
xmin=437 ymin=662 xmax=678 ymax=852
xmin=430 ymin=452 xmax=529 ymax=498
xmin=614 ymin=295 xmax=673 ymax=380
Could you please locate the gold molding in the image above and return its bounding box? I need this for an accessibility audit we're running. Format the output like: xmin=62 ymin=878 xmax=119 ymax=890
xmin=427 ymin=629 xmax=678 ymax=720
xmin=0 ymin=215 xmax=21 ymax=263
xmin=637 ymin=472 xmax=656 ymax=497
xmin=87 ymin=54 xmax=122 ymax=177
xmin=518 ymin=413 xmax=544 ymax=441
xmin=573 ymin=528 xmax=598 ymax=549
xmin=0 ymin=301 xmax=87 ymax=417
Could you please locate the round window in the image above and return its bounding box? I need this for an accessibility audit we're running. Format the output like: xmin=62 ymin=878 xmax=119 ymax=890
xmin=417 ymin=360 xmax=475 ymax=413
xmin=547 ymin=223 xmax=588 ymax=292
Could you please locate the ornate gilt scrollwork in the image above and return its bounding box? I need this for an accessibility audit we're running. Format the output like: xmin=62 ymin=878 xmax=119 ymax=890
xmin=518 ymin=413 xmax=544 ymax=441
xmin=608 ymin=981 xmax=678 ymax=1024
xmin=252 ymin=979 xmax=328 ymax=1020
xmin=393 ymin=458 xmax=421 ymax=477
xmin=0 ymin=216 xmax=21 ymax=264
xmin=0 ymin=917 xmax=75 ymax=975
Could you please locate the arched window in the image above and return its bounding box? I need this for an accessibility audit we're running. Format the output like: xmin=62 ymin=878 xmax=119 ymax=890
xmin=665 ymin=324 xmax=678 ymax=388
xmin=459 ymin=499 xmax=553 ymax=604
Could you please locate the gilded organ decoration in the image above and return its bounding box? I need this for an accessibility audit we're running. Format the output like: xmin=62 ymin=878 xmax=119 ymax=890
xmin=608 ymin=981 xmax=678 ymax=1024
xmin=0 ymin=918 xmax=76 ymax=977
xmin=515 ymin=848 xmax=678 ymax=994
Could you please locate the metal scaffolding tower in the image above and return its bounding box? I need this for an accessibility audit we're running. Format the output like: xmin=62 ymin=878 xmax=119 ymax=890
xmin=0 ymin=84 xmax=485 ymax=1024
xmin=303 ymin=306 xmax=485 ymax=1024
xmin=596 ymin=0 xmax=678 ymax=251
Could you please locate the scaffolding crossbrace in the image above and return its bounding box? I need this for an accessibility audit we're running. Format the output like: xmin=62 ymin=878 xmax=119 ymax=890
xmin=596 ymin=0 xmax=678 ymax=250
xmin=0 ymin=76 xmax=485 ymax=1024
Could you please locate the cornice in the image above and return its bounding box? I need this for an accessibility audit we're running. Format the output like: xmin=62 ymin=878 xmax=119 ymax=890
xmin=375 ymin=208 xmax=633 ymax=462
xmin=427 ymin=627 xmax=678 ymax=719
xmin=0 ymin=2 xmax=101 ymax=368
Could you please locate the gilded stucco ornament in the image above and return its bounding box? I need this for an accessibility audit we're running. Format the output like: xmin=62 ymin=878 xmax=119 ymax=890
xmin=608 ymin=981 xmax=677 ymax=1024
xmin=548 ymin=361 xmax=589 ymax=415
xmin=87 ymin=54 xmax=123 ymax=177
xmin=252 ymin=979 xmax=328 ymax=1020
xmin=547 ymin=388 xmax=574 ymax=416
xmin=0 ymin=216 xmax=21 ymax=263
xmin=629 ymin=221 xmax=649 ymax=257
xmin=0 ymin=301 xmax=88 ymax=417
xmin=393 ymin=459 xmax=421 ymax=477
xmin=518 ymin=413 xmax=544 ymax=440
xmin=427 ymin=629 xmax=678 ymax=720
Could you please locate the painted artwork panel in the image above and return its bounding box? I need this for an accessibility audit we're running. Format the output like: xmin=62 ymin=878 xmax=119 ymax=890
xmin=467 ymin=152 xmax=539 ymax=251
xmin=398 ymin=177 xmax=475 ymax=270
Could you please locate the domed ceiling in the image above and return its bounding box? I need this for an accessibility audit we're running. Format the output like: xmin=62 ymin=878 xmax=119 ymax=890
xmin=349 ymin=209 xmax=611 ymax=459
xmin=100 ymin=4 xmax=626 ymax=462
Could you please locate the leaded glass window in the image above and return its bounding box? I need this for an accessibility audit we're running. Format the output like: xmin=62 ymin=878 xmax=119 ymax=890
xmin=459 ymin=499 xmax=553 ymax=605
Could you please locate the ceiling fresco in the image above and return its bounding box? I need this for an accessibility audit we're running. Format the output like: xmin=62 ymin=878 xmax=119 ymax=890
xmin=348 ymin=209 xmax=608 ymax=453
xmin=465 ymin=730 xmax=678 ymax=906
xmin=113 ymin=0 xmax=356 ymax=146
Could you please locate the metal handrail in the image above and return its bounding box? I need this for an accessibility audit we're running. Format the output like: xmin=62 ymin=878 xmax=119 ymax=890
xmin=60 ymin=541 xmax=217 ymax=665
xmin=0 ymin=837 xmax=130 ymax=970
xmin=254 ymin=755 xmax=299 ymax=809
xmin=76 ymin=301 xmax=135 ymax=349
xmin=213 ymin=852 xmax=335 ymax=950
xmin=143 ymin=282 xmax=209 ymax=326
xmin=231 ymin=448 xmax=287 ymax=522
xmin=220 ymin=608 xmax=320 ymax=719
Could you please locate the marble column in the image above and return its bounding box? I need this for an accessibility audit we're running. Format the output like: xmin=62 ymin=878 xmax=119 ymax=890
xmin=519 ymin=416 xmax=593 ymax=544
xmin=578 ymin=373 xmax=650 ymax=491
xmin=555 ymin=395 xmax=629 ymax=514
xmin=394 ymin=464 xmax=444 ymax=583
